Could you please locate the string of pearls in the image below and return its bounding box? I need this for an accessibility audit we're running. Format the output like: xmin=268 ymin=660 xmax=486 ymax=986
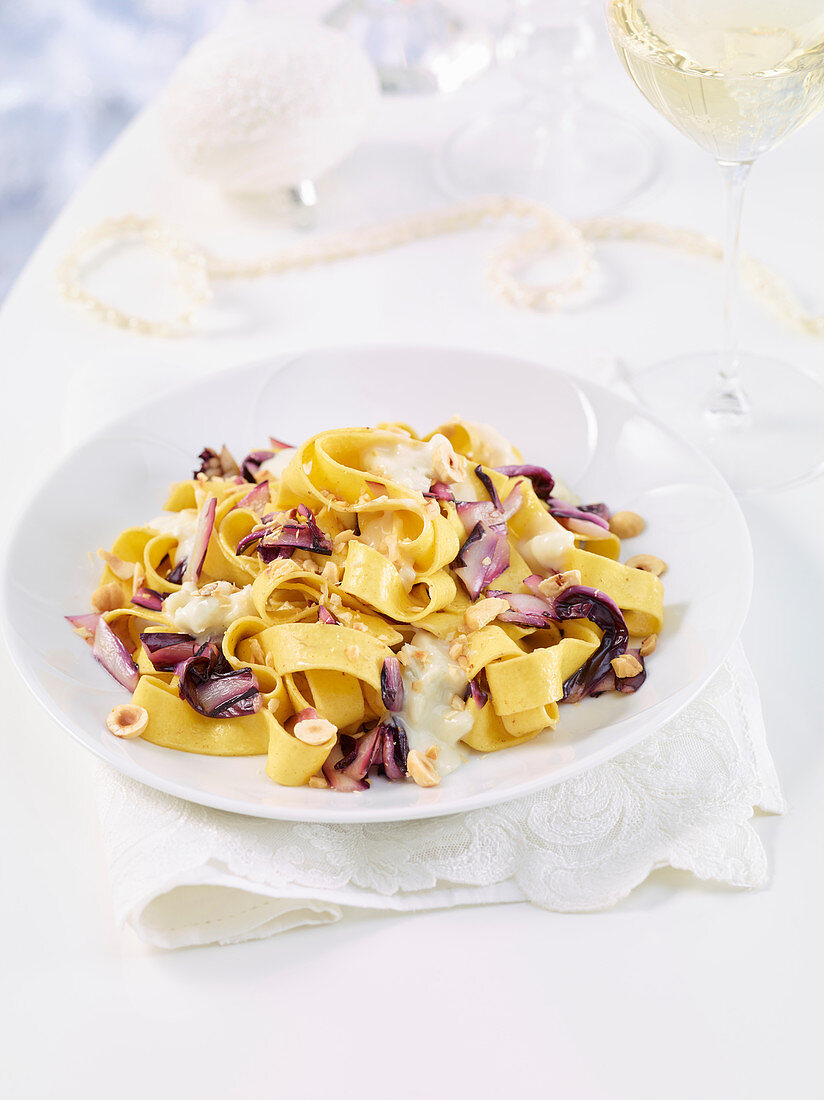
xmin=56 ymin=196 xmax=824 ymax=338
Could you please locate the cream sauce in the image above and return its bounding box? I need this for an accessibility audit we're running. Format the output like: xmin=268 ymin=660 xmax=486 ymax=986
xmin=397 ymin=631 xmax=473 ymax=776
xmin=148 ymin=509 xmax=199 ymax=566
xmin=163 ymin=580 xmax=255 ymax=640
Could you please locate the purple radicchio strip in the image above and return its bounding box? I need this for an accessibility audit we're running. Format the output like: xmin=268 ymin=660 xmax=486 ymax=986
xmin=92 ymin=616 xmax=139 ymax=692
xmin=269 ymin=435 xmax=293 ymax=452
xmin=380 ymin=656 xmax=405 ymax=713
xmin=331 ymin=717 xmax=409 ymax=787
xmin=177 ymin=641 xmax=261 ymax=717
xmin=334 ymin=724 xmax=382 ymax=780
xmin=489 ymin=582 xmax=631 ymax=702
xmin=474 ymin=465 xmax=502 ymax=511
xmin=66 ymin=612 xmax=101 ymax=637
xmin=234 ymin=481 xmax=271 ymax=514
xmin=589 ymin=647 xmax=647 ymax=697
xmin=544 ymin=497 xmax=611 ymax=539
xmin=131 ymin=587 xmax=165 ymax=611
xmin=578 ymin=502 xmax=611 ymax=522
xmin=550 ymin=585 xmax=629 ymax=703
xmin=380 ymin=717 xmax=408 ymax=781
xmin=494 ymin=464 xmax=555 ymax=502
xmin=318 ymin=605 xmax=339 ymax=625
xmin=182 ymin=496 xmax=216 ymax=584
xmin=195 ymin=445 xmax=239 ymax=480
xmin=486 ymin=590 xmax=557 ymax=628
xmin=166 ymin=558 xmax=187 ymax=586
xmin=257 ymin=504 xmax=333 ymax=563
xmin=464 ymin=677 xmax=489 ymax=709
xmin=324 ymin=742 xmax=370 ymax=792
xmin=240 ymin=449 xmax=276 ymax=483
xmin=452 ymin=520 xmax=510 ymax=600
xmin=424 ymin=481 xmax=455 ymax=502
xmin=139 ymin=631 xmax=199 ymax=670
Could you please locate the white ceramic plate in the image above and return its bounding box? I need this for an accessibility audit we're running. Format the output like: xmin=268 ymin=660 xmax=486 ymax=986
xmin=2 ymin=347 xmax=752 ymax=822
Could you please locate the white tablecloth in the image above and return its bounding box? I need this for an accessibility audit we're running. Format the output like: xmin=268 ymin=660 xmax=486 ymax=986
xmin=1 ymin=8 xmax=822 ymax=1097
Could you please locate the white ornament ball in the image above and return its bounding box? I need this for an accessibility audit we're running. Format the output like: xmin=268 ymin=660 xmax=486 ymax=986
xmin=159 ymin=16 xmax=379 ymax=194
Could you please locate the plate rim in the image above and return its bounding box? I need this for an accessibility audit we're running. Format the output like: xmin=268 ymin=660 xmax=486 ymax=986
xmin=1 ymin=344 xmax=753 ymax=823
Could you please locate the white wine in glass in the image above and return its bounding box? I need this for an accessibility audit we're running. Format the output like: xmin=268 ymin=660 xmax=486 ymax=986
xmin=606 ymin=0 xmax=824 ymax=494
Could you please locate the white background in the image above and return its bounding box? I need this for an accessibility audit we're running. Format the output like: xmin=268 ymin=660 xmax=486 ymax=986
xmin=1 ymin=4 xmax=823 ymax=1098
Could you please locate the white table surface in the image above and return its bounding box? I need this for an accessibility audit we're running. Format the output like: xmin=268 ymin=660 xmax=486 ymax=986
xmin=2 ymin=23 xmax=823 ymax=1100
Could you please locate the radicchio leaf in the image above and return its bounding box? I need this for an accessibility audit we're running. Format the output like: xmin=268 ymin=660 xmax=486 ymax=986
xmin=494 ymin=464 xmax=555 ymax=502
xmin=234 ymin=481 xmax=271 ymax=514
xmin=177 ymin=642 xmax=261 ymax=717
xmin=318 ymin=605 xmax=339 ymax=625
xmin=240 ymin=449 xmax=276 ymax=482
xmin=544 ymin=497 xmax=611 ymax=538
xmin=182 ymin=496 xmax=216 ymax=584
xmin=464 ymin=677 xmax=489 ymax=709
xmin=590 ymin=648 xmax=647 ymax=696
xmin=323 ymin=743 xmax=370 ymax=792
xmin=424 ymin=482 xmax=455 ymax=502
xmin=92 ymin=616 xmax=139 ymax=692
xmin=195 ymin=445 xmax=239 ymax=479
xmin=131 ymin=587 xmax=165 ymax=611
xmin=380 ymin=656 xmax=404 ymax=712
xmin=166 ymin=559 xmax=187 ymax=586
xmin=139 ymin=631 xmax=199 ymax=670
xmin=452 ymin=520 xmax=510 ymax=600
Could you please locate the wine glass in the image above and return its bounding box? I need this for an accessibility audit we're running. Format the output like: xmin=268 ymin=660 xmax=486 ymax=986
xmin=439 ymin=0 xmax=659 ymax=216
xmin=325 ymin=0 xmax=494 ymax=94
xmin=606 ymin=0 xmax=824 ymax=494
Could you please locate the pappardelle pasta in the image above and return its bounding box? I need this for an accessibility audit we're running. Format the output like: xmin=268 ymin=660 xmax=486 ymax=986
xmin=69 ymin=418 xmax=666 ymax=792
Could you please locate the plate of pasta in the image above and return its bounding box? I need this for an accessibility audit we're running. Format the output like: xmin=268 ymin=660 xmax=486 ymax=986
xmin=3 ymin=346 xmax=751 ymax=822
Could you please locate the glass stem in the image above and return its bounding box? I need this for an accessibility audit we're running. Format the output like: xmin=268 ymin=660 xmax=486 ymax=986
xmin=707 ymin=160 xmax=752 ymax=420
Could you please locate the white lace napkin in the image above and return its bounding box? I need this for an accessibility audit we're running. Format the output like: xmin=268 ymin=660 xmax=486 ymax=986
xmin=96 ymin=642 xmax=783 ymax=949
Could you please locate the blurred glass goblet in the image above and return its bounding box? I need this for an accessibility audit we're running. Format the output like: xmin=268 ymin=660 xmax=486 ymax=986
xmin=439 ymin=0 xmax=659 ymax=216
xmin=325 ymin=0 xmax=494 ymax=94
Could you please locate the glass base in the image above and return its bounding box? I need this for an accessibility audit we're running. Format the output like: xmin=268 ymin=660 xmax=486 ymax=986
xmin=325 ymin=1 xmax=493 ymax=94
xmin=625 ymin=352 xmax=824 ymax=495
xmin=438 ymin=98 xmax=659 ymax=217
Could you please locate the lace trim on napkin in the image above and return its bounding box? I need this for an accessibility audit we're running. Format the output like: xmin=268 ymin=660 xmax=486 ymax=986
xmin=96 ymin=643 xmax=783 ymax=948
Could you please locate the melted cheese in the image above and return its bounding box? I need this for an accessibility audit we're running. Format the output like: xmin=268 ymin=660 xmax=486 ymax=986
xmin=520 ymin=528 xmax=575 ymax=573
xmin=148 ymin=509 xmax=199 ymax=565
xmin=164 ymin=581 xmax=255 ymax=640
xmin=362 ymin=433 xmax=464 ymax=494
xmin=397 ymin=631 xmax=473 ymax=776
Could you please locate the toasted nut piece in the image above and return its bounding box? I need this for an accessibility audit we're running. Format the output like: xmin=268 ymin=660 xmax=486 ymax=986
xmin=448 ymin=640 xmax=464 ymax=660
xmin=308 ymin=774 xmax=329 ymax=789
xmin=609 ymin=511 xmax=645 ymax=539
xmin=91 ymin=581 xmax=123 ymax=613
xmin=639 ymin=634 xmax=658 ymax=657
xmin=538 ymin=569 xmax=582 ymax=598
xmin=611 ymin=653 xmax=644 ymax=679
xmin=407 ymin=749 xmax=440 ymax=787
xmin=106 ymin=704 xmax=148 ymax=739
xmin=131 ymin=563 xmax=146 ymax=597
xmin=344 ymin=644 xmax=360 ymax=661
xmin=411 ymin=680 xmax=424 ymax=693
xmin=293 ymin=716 xmax=337 ymax=746
xmin=625 ymin=554 xmax=667 ymax=577
xmin=463 ymin=596 xmax=511 ymax=632
xmin=247 ymin=638 xmax=266 ymax=665
xmin=431 ymin=435 xmax=468 ymax=484
xmin=321 ymin=560 xmax=340 ymax=585
xmin=424 ymin=745 xmax=440 ymax=761
xmin=450 ymin=694 xmax=466 ymax=712
xmin=97 ymin=548 xmax=135 ymax=581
